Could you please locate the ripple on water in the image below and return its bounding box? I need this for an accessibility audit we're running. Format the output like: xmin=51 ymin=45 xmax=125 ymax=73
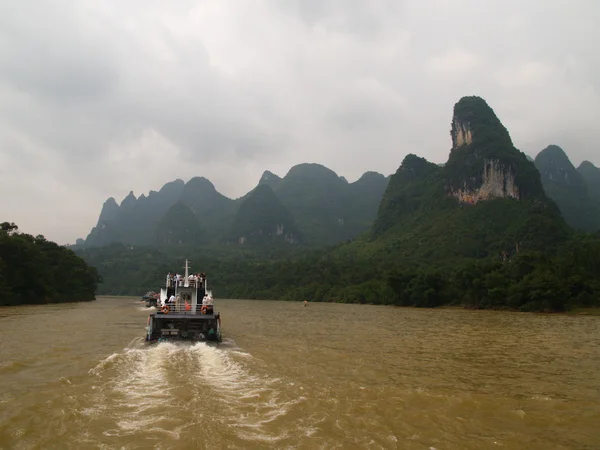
xmin=2 ymin=298 xmax=600 ymax=450
xmin=80 ymin=341 xmax=312 ymax=445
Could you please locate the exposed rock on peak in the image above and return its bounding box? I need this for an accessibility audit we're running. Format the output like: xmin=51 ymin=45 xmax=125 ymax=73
xmin=370 ymin=98 xmax=569 ymax=258
xmin=450 ymin=96 xmax=512 ymax=150
xmin=445 ymin=96 xmax=544 ymax=204
xmin=452 ymin=160 xmax=519 ymax=204
xmin=452 ymin=117 xmax=473 ymax=148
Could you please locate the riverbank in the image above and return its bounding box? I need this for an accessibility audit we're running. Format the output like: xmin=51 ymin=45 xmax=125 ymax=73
xmin=413 ymin=303 xmax=600 ymax=316
xmin=566 ymin=307 xmax=600 ymax=316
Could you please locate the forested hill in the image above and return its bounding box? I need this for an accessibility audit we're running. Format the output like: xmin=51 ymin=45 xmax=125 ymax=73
xmin=0 ymin=222 xmax=100 ymax=306
xmin=77 ymin=96 xmax=600 ymax=312
xmin=534 ymin=145 xmax=600 ymax=231
xmin=367 ymin=95 xmax=568 ymax=262
xmin=80 ymin=164 xmax=389 ymax=248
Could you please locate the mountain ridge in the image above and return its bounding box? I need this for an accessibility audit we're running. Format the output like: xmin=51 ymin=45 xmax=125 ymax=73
xmin=80 ymin=164 xmax=389 ymax=248
xmin=366 ymin=95 xmax=568 ymax=263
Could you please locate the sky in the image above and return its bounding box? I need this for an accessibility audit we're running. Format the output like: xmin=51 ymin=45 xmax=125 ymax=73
xmin=1 ymin=0 xmax=599 ymax=244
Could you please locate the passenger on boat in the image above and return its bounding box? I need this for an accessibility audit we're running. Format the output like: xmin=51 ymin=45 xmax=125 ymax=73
xmin=168 ymin=294 xmax=176 ymax=303
xmin=205 ymin=294 xmax=214 ymax=314
xmin=200 ymin=295 xmax=211 ymax=314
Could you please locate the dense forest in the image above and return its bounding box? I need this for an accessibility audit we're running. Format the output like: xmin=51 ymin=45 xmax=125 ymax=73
xmin=0 ymin=222 xmax=101 ymax=306
xmin=74 ymin=96 xmax=600 ymax=313
xmin=78 ymin=224 xmax=600 ymax=313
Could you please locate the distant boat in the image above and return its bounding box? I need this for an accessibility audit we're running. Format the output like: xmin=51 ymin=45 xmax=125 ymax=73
xmin=142 ymin=291 xmax=160 ymax=308
xmin=145 ymin=259 xmax=222 ymax=344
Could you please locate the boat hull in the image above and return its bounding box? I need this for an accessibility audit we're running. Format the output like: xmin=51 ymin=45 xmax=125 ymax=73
xmin=145 ymin=312 xmax=222 ymax=344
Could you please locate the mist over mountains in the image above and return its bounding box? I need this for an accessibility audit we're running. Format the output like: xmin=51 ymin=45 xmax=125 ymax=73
xmin=534 ymin=146 xmax=600 ymax=232
xmin=77 ymin=94 xmax=600 ymax=261
xmin=80 ymin=164 xmax=390 ymax=248
xmin=74 ymin=95 xmax=600 ymax=313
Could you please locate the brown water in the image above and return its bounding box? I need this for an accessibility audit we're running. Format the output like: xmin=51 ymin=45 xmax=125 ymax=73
xmin=1 ymin=297 xmax=599 ymax=449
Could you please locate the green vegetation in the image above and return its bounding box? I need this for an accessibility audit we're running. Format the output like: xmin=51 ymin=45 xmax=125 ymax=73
xmin=578 ymin=161 xmax=600 ymax=202
xmin=535 ymin=145 xmax=600 ymax=231
xmin=156 ymin=203 xmax=203 ymax=245
xmin=0 ymin=223 xmax=100 ymax=306
xmin=80 ymin=164 xmax=388 ymax=248
xmin=74 ymin=96 xmax=599 ymax=313
xmin=225 ymin=184 xmax=302 ymax=245
xmin=445 ymin=96 xmax=545 ymax=198
xmin=76 ymin=231 xmax=600 ymax=312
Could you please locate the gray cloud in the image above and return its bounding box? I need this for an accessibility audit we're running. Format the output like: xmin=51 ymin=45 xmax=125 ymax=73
xmin=1 ymin=0 xmax=599 ymax=243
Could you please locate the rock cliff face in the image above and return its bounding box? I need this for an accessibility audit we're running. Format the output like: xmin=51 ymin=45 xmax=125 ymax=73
xmin=451 ymin=159 xmax=519 ymax=204
xmin=451 ymin=117 xmax=473 ymax=148
xmin=370 ymin=95 xmax=569 ymax=259
xmin=445 ymin=96 xmax=544 ymax=204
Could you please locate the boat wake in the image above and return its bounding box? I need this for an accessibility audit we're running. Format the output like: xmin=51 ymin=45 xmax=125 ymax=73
xmin=135 ymin=306 xmax=155 ymax=312
xmin=88 ymin=344 xmax=185 ymax=439
xmin=86 ymin=341 xmax=307 ymax=444
xmin=188 ymin=343 xmax=307 ymax=442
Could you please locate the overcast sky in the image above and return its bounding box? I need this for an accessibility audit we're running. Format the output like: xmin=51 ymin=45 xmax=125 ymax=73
xmin=1 ymin=0 xmax=599 ymax=244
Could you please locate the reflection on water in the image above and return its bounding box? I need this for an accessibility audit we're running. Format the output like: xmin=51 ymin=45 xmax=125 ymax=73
xmin=1 ymin=297 xmax=599 ymax=449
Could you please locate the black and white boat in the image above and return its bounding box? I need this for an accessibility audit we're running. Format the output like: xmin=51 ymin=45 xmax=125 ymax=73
xmin=145 ymin=260 xmax=222 ymax=343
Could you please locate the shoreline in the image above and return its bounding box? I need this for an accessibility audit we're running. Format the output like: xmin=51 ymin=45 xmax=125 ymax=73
xmin=94 ymin=295 xmax=600 ymax=316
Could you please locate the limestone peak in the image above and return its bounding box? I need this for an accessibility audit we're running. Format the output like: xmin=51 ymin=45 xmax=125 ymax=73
xmin=445 ymin=96 xmax=545 ymax=204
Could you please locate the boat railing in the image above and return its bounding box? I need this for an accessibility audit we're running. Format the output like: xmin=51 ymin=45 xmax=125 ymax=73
xmin=166 ymin=278 xmax=205 ymax=289
xmin=156 ymin=303 xmax=215 ymax=315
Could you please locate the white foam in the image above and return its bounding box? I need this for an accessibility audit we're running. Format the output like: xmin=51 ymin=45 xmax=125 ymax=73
xmin=187 ymin=342 xmax=309 ymax=442
xmin=84 ymin=342 xmax=310 ymax=443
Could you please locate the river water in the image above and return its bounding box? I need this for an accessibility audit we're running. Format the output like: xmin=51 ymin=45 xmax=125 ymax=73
xmin=1 ymin=297 xmax=599 ymax=449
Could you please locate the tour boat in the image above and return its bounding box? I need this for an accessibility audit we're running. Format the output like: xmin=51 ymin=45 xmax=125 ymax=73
xmin=145 ymin=259 xmax=222 ymax=343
